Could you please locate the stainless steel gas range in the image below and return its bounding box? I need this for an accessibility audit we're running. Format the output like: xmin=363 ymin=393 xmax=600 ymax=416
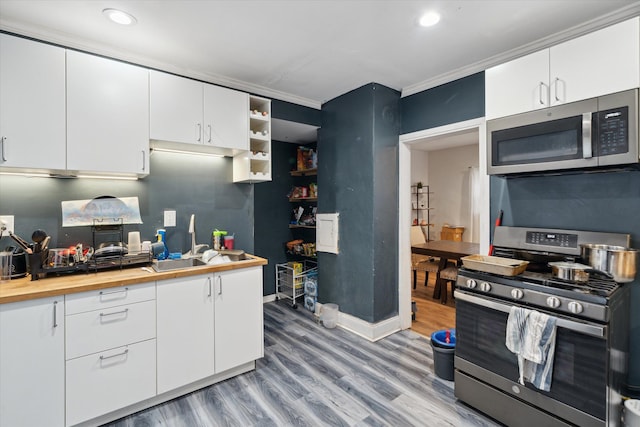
xmin=454 ymin=226 xmax=631 ymax=427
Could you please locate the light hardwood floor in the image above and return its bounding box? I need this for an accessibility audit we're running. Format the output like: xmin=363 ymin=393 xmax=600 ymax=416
xmin=411 ymin=270 xmax=456 ymax=338
xmin=106 ymin=301 xmax=499 ymax=427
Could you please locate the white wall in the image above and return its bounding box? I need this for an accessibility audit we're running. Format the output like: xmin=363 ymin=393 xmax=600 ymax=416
xmin=410 ymin=150 xmax=429 ymax=186
xmin=427 ymin=144 xmax=479 ymax=243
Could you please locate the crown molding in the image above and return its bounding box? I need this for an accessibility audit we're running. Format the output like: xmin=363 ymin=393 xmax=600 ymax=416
xmin=402 ymin=5 xmax=640 ymax=98
xmin=0 ymin=21 xmax=322 ymax=110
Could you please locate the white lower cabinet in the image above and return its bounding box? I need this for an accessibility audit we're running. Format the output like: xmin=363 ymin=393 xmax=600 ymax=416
xmin=64 ymin=283 xmax=156 ymax=426
xmin=214 ymin=267 xmax=264 ymax=373
xmin=156 ymin=274 xmax=215 ymax=393
xmin=65 ymin=339 xmax=156 ymax=426
xmin=0 ymin=297 xmax=65 ymax=427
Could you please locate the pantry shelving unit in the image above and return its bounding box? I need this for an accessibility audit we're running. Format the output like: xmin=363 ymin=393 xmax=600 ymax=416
xmin=412 ymin=184 xmax=434 ymax=241
xmin=275 ymin=260 xmax=317 ymax=309
xmin=233 ymin=95 xmax=272 ymax=182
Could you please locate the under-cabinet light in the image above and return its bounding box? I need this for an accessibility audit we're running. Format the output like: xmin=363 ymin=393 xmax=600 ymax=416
xmin=103 ymin=8 xmax=137 ymax=26
xmin=76 ymin=174 xmax=139 ymax=181
xmin=151 ymin=147 xmax=225 ymax=157
xmin=0 ymin=171 xmax=51 ymax=178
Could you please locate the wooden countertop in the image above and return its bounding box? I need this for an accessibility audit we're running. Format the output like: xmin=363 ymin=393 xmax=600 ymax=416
xmin=0 ymin=255 xmax=267 ymax=304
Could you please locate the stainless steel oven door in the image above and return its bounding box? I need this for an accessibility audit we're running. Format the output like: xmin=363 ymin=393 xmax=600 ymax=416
xmin=454 ymin=290 xmax=611 ymax=427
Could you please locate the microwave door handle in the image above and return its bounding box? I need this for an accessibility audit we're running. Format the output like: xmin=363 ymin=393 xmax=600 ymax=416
xmin=582 ymin=113 xmax=592 ymax=159
xmin=454 ymin=290 xmax=605 ymax=338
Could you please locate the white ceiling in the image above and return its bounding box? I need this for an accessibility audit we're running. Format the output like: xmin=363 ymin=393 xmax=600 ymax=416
xmin=1 ymin=0 xmax=639 ymax=111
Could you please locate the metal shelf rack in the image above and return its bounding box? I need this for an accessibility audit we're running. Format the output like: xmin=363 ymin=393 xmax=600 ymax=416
xmin=275 ymin=260 xmax=317 ymax=309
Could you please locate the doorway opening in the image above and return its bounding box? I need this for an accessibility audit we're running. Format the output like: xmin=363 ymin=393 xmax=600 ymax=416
xmin=398 ymin=118 xmax=490 ymax=334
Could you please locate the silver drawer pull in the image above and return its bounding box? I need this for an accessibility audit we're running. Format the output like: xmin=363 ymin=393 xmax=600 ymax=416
xmin=99 ymin=349 xmax=129 ymax=361
xmin=99 ymin=308 xmax=129 ymax=318
xmin=99 ymin=287 xmax=128 ymax=299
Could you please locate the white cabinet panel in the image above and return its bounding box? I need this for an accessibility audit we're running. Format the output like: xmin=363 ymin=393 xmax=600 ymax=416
xmin=0 ymin=34 xmax=66 ymax=170
xmin=156 ymin=275 xmax=215 ymax=393
xmin=550 ymin=17 xmax=640 ymax=106
xmin=204 ymin=84 xmax=248 ymax=150
xmin=486 ymin=17 xmax=640 ymax=120
xmin=66 ymin=299 xmax=156 ymax=360
xmin=65 ymin=339 xmax=156 ymax=427
xmin=66 ymin=50 xmax=149 ymax=175
xmin=0 ymin=297 xmax=65 ymax=427
xmin=485 ymin=49 xmax=550 ymax=120
xmin=214 ymin=267 xmax=264 ymax=373
xmin=65 ymin=282 xmax=155 ymax=315
xmin=149 ymin=70 xmax=203 ymax=144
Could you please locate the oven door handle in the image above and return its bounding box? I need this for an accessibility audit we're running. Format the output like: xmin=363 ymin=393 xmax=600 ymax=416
xmin=454 ymin=291 xmax=605 ymax=338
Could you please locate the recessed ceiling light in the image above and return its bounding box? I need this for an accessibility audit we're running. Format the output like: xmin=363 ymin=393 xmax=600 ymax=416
xmin=103 ymin=8 xmax=137 ymax=26
xmin=419 ymin=11 xmax=440 ymax=27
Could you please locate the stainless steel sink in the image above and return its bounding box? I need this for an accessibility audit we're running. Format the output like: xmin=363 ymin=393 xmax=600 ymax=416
xmin=151 ymin=257 xmax=207 ymax=272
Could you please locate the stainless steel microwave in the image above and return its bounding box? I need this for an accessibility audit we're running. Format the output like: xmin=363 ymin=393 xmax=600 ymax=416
xmin=487 ymin=89 xmax=639 ymax=175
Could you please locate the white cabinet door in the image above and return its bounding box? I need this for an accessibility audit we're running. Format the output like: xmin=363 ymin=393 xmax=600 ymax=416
xmin=150 ymin=70 xmax=203 ymax=144
xmin=550 ymin=17 xmax=640 ymax=106
xmin=0 ymin=297 xmax=65 ymax=427
xmin=156 ymin=275 xmax=215 ymax=393
xmin=485 ymin=49 xmax=550 ymax=120
xmin=204 ymin=84 xmax=248 ymax=150
xmin=0 ymin=34 xmax=66 ymax=170
xmin=214 ymin=267 xmax=264 ymax=374
xmin=66 ymin=50 xmax=149 ymax=176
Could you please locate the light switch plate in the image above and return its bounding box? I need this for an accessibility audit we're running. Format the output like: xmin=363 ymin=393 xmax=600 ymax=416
xmin=0 ymin=215 xmax=15 ymax=234
xmin=164 ymin=210 xmax=176 ymax=227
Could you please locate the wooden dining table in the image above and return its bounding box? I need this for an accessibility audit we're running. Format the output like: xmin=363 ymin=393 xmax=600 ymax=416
xmin=411 ymin=240 xmax=480 ymax=301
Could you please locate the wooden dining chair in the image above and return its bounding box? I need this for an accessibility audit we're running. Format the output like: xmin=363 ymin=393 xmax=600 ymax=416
xmin=410 ymin=226 xmax=439 ymax=289
xmin=438 ymin=262 xmax=458 ymax=304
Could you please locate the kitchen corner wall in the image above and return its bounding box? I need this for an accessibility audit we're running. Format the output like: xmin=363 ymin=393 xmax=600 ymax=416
xmin=0 ymin=152 xmax=254 ymax=257
xmin=318 ymin=83 xmax=400 ymax=323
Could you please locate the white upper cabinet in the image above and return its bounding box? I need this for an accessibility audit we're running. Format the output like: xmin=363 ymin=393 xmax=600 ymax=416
xmin=0 ymin=34 xmax=66 ymax=171
xmin=150 ymin=70 xmax=249 ymax=152
xmin=204 ymin=83 xmax=249 ymax=151
xmin=66 ymin=50 xmax=149 ymax=176
xmin=149 ymin=70 xmax=203 ymax=145
xmin=549 ymin=17 xmax=640 ymax=106
xmin=486 ymin=17 xmax=640 ymax=120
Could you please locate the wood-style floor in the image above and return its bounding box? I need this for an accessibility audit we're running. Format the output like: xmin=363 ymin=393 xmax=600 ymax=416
xmin=411 ymin=270 xmax=456 ymax=338
xmin=105 ymin=301 xmax=500 ymax=427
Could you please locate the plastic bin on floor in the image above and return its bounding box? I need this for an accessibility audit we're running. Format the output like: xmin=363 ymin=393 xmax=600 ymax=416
xmin=321 ymin=303 xmax=339 ymax=328
xmin=430 ymin=329 xmax=456 ymax=381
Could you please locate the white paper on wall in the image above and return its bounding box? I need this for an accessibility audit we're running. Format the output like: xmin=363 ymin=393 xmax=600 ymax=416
xmin=316 ymin=213 xmax=339 ymax=254
xmin=61 ymin=196 xmax=142 ymax=227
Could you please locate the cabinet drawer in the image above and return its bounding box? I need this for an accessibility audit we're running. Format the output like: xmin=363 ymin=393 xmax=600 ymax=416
xmin=66 ymin=299 xmax=156 ymax=360
xmin=65 ymin=339 xmax=156 ymax=427
xmin=65 ymin=282 xmax=155 ymax=315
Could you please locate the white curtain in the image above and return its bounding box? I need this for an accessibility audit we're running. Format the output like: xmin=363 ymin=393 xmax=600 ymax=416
xmin=468 ymin=166 xmax=480 ymax=243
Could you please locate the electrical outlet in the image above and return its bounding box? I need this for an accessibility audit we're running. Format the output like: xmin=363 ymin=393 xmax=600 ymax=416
xmin=0 ymin=215 xmax=15 ymax=234
xmin=163 ymin=210 xmax=176 ymax=227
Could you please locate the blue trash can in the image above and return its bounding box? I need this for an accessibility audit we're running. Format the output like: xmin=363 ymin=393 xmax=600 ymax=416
xmin=430 ymin=329 xmax=456 ymax=380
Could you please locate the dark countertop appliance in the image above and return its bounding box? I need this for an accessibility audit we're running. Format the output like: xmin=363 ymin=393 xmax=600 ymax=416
xmin=454 ymin=226 xmax=631 ymax=427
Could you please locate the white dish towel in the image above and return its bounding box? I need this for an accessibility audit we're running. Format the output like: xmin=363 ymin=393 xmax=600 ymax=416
xmin=505 ymin=306 xmax=558 ymax=391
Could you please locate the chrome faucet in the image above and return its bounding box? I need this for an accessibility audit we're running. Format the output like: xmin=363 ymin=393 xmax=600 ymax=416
xmin=185 ymin=214 xmax=209 ymax=257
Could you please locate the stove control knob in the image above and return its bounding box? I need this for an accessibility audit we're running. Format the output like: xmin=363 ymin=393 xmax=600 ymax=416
xmin=466 ymin=279 xmax=477 ymax=289
xmin=511 ymin=289 xmax=524 ymax=300
xmin=480 ymin=282 xmax=491 ymax=292
xmin=546 ymin=296 xmax=561 ymax=309
xmin=568 ymin=301 xmax=583 ymax=314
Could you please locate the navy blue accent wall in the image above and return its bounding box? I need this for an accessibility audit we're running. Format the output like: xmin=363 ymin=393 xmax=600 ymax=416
xmin=400 ymin=72 xmax=485 ymax=134
xmin=318 ymin=83 xmax=400 ymax=322
xmin=490 ymin=170 xmax=640 ymax=393
xmin=254 ymin=140 xmax=299 ymax=295
xmin=271 ymin=99 xmax=322 ymax=126
xmin=0 ymin=152 xmax=253 ymax=261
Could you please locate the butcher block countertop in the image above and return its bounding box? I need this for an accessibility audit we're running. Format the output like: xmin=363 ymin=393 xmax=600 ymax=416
xmin=0 ymin=255 xmax=267 ymax=304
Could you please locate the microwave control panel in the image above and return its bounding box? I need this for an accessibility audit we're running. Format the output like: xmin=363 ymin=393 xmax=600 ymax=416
xmin=596 ymin=106 xmax=628 ymax=156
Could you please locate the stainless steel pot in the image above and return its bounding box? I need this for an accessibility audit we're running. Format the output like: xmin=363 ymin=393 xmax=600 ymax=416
xmin=548 ymin=261 xmax=594 ymax=283
xmin=580 ymin=244 xmax=638 ymax=283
